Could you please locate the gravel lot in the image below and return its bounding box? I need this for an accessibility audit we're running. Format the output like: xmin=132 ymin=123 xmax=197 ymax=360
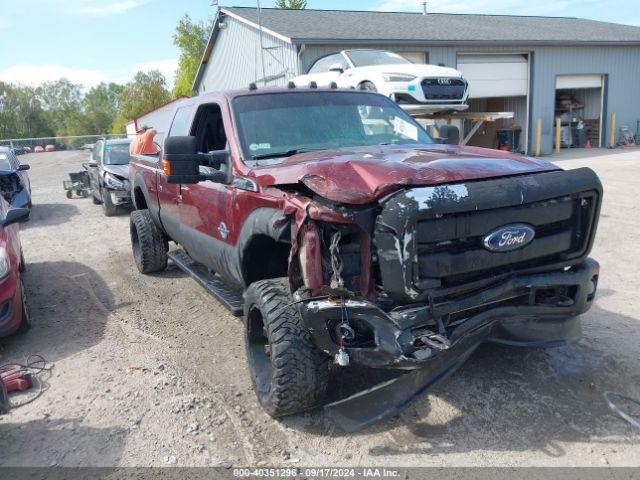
xmin=0 ymin=148 xmax=638 ymax=467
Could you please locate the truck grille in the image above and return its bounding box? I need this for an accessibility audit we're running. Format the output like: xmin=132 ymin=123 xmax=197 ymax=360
xmin=421 ymin=78 xmax=467 ymax=101
xmin=373 ymin=169 xmax=602 ymax=303
xmin=415 ymin=194 xmax=596 ymax=285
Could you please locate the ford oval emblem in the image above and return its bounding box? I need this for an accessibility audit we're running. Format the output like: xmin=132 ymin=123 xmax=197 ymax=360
xmin=483 ymin=224 xmax=535 ymax=252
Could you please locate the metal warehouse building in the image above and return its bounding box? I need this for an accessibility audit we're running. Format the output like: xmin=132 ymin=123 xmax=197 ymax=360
xmin=193 ymin=7 xmax=640 ymax=155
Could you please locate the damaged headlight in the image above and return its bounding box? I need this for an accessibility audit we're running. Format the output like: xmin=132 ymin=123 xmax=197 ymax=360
xmin=104 ymin=172 xmax=125 ymax=190
xmin=0 ymin=248 xmax=10 ymax=280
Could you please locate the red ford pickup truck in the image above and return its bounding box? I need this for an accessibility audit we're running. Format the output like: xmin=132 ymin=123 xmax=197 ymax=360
xmin=128 ymin=86 xmax=601 ymax=429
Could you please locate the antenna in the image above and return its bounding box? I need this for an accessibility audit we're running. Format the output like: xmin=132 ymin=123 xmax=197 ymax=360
xmin=422 ymin=2 xmax=427 ymax=14
xmin=256 ymin=0 xmax=267 ymax=86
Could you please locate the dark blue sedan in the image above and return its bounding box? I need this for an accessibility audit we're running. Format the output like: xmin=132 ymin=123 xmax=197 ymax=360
xmin=0 ymin=147 xmax=31 ymax=209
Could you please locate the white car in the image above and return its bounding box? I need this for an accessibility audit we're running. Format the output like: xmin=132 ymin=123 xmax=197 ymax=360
xmin=292 ymin=49 xmax=469 ymax=113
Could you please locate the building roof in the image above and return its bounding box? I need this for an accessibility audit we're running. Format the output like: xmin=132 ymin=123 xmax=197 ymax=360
xmin=222 ymin=7 xmax=640 ymax=45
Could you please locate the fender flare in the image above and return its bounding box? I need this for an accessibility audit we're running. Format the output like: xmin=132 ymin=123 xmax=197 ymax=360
xmin=132 ymin=172 xmax=151 ymax=210
xmin=235 ymin=207 xmax=292 ymax=286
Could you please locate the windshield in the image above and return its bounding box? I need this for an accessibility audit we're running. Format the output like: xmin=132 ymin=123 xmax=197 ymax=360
xmin=0 ymin=154 xmax=12 ymax=170
xmin=233 ymin=91 xmax=433 ymax=166
xmin=104 ymin=143 xmax=131 ymax=165
xmin=345 ymin=50 xmax=411 ymax=67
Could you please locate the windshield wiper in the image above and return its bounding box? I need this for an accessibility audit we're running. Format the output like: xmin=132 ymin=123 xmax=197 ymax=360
xmin=251 ymin=148 xmax=323 ymax=160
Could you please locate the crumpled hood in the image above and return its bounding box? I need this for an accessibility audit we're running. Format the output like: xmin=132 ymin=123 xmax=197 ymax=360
xmin=102 ymin=164 xmax=130 ymax=179
xmin=253 ymin=144 xmax=560 ymax=204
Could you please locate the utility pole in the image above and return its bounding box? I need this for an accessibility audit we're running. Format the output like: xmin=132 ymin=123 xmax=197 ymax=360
xmin=256 ymin=0 xmax=267 ymax=86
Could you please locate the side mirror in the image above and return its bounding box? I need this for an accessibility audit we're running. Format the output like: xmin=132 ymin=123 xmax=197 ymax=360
xmin=163 ymin=136 xmax=226 ymax=185
xmin=18 ymin=164 xmax=30 ymax=171
xmin=3 ymin=208 xmax=30 ymax=228
xmin=328 ymin=63 xmax=344 ymax=73
xmin=438 ymin=125 xmax=460 ymax=145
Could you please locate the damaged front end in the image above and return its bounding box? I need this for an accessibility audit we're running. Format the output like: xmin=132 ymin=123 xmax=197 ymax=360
xmin=0 ymin=171 xmax=30 ymax=209
xmin=285 ymin=168 xmax=602 ymax=428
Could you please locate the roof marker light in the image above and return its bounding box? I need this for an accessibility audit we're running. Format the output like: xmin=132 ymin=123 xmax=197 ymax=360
xmin=309 ymin=81 xmax=318 ymax=89
xmin=288 ymin=81 xmax=296 ymax=89
xmin=249 ymin=82 xmax=258 ymax=90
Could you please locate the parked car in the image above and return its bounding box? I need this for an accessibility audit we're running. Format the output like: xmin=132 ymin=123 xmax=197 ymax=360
xmin=0 ymin=147 xmax=31 ymax=209
xmin=0 ymin=198 xmax=31 ymax=337
xmin=33 ymin=146 xmax=44 ymax=154
xmin=45 ymin=145 xmax=56 ymax=152
xmin=80 ymin=143 xmax=95 ymax=151
xmin=128 ymin=87 xmax=601 ymax=425
xmin=86 ymin=138 xmax=132 ymax=216
xmin=10 ymin=147 xmax=29 ymax=156
xmin=292 ymin=49 xmax=469 ymax=112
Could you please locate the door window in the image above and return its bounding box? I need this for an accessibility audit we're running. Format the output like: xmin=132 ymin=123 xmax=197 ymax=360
xmin=92 ymin=142 xmax=103 ymax=163
xmin=191 ymin=103 xmax=228 ymax=153
xmin=308 ymin=53 xmax=348 ymax=74
xmin=169 ymin=106 xmax=193 ymax=137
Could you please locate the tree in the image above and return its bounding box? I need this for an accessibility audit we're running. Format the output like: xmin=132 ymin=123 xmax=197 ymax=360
xmin=35 ymin=79 xmax=84 ymax=136
xmin=84 ymin=83 xmax=123 ymax=134
xmin=172 ymin=14 xmax=212 ymax=98
xmin=111 ymin=70 xmax=171 ymax=133
xmin=275 ymin=0 xmax=307 ymax=8
xmin=0 ymin=82 xmax=53 ymax=139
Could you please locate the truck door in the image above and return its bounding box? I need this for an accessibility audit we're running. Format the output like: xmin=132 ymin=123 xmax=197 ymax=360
xmin=87 ymin=141 xmax=102 ymax=196
xmin=157 ymin=103 xmax=195 ymax=241
xmin=177 ymin=101 xmax=238 ymax=283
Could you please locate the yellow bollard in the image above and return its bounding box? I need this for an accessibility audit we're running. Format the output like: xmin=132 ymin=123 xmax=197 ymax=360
xmin=555 ymin=117 xmax=561 ymax=154
xmin=534 ymin=119 xmax=542 ymax=156
xmin=610 ymin=112 xmax=616 ymax=148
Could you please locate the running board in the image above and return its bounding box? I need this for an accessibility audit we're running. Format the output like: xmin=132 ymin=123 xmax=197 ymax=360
xmin=168 ymin=249 xmax=244 ymax=317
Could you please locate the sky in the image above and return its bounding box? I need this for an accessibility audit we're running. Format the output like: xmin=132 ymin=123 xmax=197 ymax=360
xmin=1 ymin=0 xmax=639 ymax=89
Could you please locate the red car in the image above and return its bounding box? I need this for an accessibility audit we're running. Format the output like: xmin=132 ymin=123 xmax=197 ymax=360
xmin=33 ymin=146 xmax=44 ymax=154
xmin=0 ymin=199 xmax=31 ymax=337
xmin=45 ymin=145 xmax=56 ymax=153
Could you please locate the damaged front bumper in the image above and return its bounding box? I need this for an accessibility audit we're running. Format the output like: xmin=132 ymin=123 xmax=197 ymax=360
xmin=106 ymin=188 xmax=132 ymax=206
xmin=297 ymin=258 xmax=599 ymax=369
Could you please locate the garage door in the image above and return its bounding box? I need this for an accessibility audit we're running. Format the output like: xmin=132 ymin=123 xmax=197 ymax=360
xmin=457 ymin=54 xmax=529 ymax=98
xmin=396 ymin=51 xmax=426 ymax=64
xmin=556 ymin=74 xmax=602 ymax=89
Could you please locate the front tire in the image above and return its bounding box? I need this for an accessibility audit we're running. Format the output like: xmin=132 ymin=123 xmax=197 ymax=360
xmin=244 ymin=279 xmax=329 ymax=417
xmin=130 ymin=209 xmax=168 ymax=274
xmin=101 ymin=188 xmax=117 ymax=216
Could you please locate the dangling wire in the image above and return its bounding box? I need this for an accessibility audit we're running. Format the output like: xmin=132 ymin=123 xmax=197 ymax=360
xmin=329 ymin=231 xmax=344 ymax=289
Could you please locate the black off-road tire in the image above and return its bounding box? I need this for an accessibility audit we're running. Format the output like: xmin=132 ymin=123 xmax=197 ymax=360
xmin=66 ymin=190 xmax=73 ymax=199
xmin=244 ymin=279 xmax=329 ymax=417
xmin=101 ymin=187 xmax=117 ymax=217
xmin=92 ymin=191 xmax=101 ymax=204
xmin=130 ymin=209 xmax=168 ymax=274
xmin=15 ymin=279 xmax=32 ymax=335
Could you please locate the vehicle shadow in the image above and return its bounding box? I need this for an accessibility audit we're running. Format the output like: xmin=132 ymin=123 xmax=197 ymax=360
xmin=0 ymin=417 xmax=127 ymax=466
xmin=22 ymin=203 xmax=80 ymax=229
xmin=284 ymin=298 xmax=640 ymax=457
xmin=0 ymin=261 xmax=117 ymax=365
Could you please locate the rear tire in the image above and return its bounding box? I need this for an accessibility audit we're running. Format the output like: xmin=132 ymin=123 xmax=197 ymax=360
xmin=66 ymin=190 xmax=73 ymax=199
xmin=244 ymin=279 xmax=329 ymax=417
xmin=15 ymin=279 xmax=31 ymax=335
xmin=101 ymin=187 xmax=117 ymax=217
xmin=130 ymin=209 xmax=168 ymax=274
